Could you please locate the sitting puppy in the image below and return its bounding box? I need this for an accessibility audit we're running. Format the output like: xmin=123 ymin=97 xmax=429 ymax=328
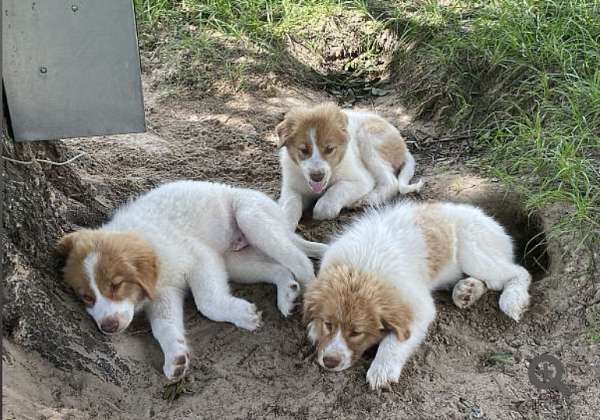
xmin=276 ymin=103 xmax=422 ymax=228
xmin=59 ymin=180 xmax=326 ymax=381
xmin=303 ymin=201 xmax=531 ymax=390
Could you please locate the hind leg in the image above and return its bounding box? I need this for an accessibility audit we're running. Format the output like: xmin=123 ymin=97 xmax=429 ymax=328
xmin=460 ymin=248 xmax=531 ymax=321
xmin=235 ymin=206 xmax=316 ymax=285
xmin=452 ymin=277 xmax=487 ymax=309
xmin=225 ymin=248 xmax=301 ymax=317
xmin=189 ymin=245 xmax=262 ymax=331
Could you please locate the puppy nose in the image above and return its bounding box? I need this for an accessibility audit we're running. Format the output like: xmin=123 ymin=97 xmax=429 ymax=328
xmin=100 ymin=318 xmax=119 ymax=334
xmin=323 ymin=355 xmax=341 ymax=369
xmin=310 ymin=171 xmax=325 ymax=182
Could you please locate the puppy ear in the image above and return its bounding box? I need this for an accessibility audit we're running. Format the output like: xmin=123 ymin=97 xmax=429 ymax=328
xmin=131 ymin=250 xmax=158 ymax=300
xmin=302 ymin=283 xmax=321 ymax=325
xmin=379 ymin=293 xmax=413 ymax=341
xmin=333 ymin=105 xmax=349 ymax=131
xmin=57 ymin=230 xmax=92 ymax=255
xmin=275 ymin=119 xmax=291 ymax=149
xmin=58 ymin=232 xmax=78 ymax=254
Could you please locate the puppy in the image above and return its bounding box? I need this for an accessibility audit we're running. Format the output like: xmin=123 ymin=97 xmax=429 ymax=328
xmin=59 ymin=180 xmax=327 ymax=381
xmin=276 ymin=103 xmax=423 ymax=228
xmin=303 ymin=201 xmax=531 ymax=389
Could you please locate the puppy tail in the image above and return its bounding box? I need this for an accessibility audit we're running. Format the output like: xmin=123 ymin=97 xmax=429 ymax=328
xmin=397 ymin=151 xmax=423 ymax=194
xmin=292 ymin=236 xmax=328 ymax=259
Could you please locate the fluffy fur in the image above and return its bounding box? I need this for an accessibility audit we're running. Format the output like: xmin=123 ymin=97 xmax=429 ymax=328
xmin=59 ymin=180 xmax=327 ymax=381
xmin=303 ymin=201 xmax=531 ymax=389
xmin=276 ymin=102 xmax=423 ymax=228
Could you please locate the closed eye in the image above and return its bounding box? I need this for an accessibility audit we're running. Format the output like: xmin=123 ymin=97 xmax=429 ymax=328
xmin=299 ymin=144 xmax=311 ymax=157
xmin=111 ymin=283 xmax=121 ymax=293
xmin=81 ymin=293 xmax=95 ymax=306
xmin=349 ymin=330 xmax=363 ymax=338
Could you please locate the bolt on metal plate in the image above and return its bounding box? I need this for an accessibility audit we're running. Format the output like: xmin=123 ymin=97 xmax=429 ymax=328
xmin=3 ymin=0 xmax=146 ymax=141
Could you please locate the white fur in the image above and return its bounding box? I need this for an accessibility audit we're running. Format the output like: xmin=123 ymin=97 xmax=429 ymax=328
xmin=279 ymin=110 xmax=423 ymax=229
xmin=317 ymin=201 xmax=531 ymax=389
xmin=84 ymin=253 xmax=135 ymax=333
xmin=319 ymin=330 xmax=353 ymax=372
xmin=87 ymin=180 xmax=326 ymax=380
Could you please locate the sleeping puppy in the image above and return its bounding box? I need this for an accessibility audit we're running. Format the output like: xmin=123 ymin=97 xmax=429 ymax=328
xmin=303 ymin=201 xmax=531 ymax=390
xmin=276 ymin=102 xmax=422 ymax=228
xmin=59 ymin=180 xmax=327 ymax=381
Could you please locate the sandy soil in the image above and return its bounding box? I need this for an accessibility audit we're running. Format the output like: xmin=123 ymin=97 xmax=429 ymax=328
xmin=3 ymin=72 xmax=599 ymax=420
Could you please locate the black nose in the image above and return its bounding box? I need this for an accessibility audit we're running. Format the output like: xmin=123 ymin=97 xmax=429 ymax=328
xmin=323 ymin=355 xmax=341 ymax=369
xmin=310 ymin=171 xmax=325 ymax=182
xmin=100 ymin=318 xmax=119 ymax=333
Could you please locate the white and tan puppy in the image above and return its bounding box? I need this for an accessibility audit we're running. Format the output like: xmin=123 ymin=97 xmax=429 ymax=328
xmin=59 ymin=180 xmax=326 ymax=381
xmin=303 ymin=201 xmax=531 ymax=390
xmin=276 ymin=103 xmax=422 ymax=228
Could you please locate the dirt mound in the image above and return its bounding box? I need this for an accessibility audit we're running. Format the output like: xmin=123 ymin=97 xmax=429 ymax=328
xmin=3 ymin=80 xmax=599 ymax=420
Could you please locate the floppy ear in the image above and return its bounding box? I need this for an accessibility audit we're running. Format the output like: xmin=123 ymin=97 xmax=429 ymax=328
xmin=57 ymin=230 xmax=92 ymax=255
xmin=275 ymin=119 xmax=291 ymax=149
xmin=302 ymin=283 xmax=323 ymax=325
xmin=131 ymin=251 xmax=158 ymax=300
xmin=58 ymin=232 xmax=78 ymax=255
xmin=332 ymin=104 xmax=349 ymax=131
xmin=379 ymin=294 xmax=413 ymax=341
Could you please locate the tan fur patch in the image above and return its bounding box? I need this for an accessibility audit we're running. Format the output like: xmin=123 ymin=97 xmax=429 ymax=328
xmin=359 ymin=116 xmax=407 ymax=171
xmin=415 ymin=204 xmax=455 ymax=280
xmin=275 ymin=102 xmax=349 ymax=167
xmin=377 ymin=138 xmax=407 ymax=171
xmin=304 ymin=264 xmax=414 ymax=365
xmin=59 ymin=230 xmax=159 ymax=305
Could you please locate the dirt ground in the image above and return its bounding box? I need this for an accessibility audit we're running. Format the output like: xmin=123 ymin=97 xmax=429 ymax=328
xmin=3 ymin=63 xmax=600 ymax=419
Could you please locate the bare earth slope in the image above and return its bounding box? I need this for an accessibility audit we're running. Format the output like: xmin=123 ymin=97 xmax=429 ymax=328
xmin=3 ymin=76 xmax=599 ymax=419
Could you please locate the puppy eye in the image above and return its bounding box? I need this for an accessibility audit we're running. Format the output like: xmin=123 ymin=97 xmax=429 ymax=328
xmin=349 ymin=330 xmax=363 ymax=338
xmin=323 ymin=320 xmax=332 ymax=331
xmin=299 ymin=145 xmax=311 ymax=156
xmin=81 ymin=294 xmax=95 ymax=306
xmin=110 ymin=281 xmax=122 ymax=293
xmin=324 ymin=145 xmax=336 ymax=154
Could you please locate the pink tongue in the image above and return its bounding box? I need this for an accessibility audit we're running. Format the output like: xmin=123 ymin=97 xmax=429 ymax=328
xmin=309 ymin=180 xmax=325 ymax=193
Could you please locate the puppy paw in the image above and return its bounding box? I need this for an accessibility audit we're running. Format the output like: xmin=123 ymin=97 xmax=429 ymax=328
xmin=312 ymin=200 xmax=341 ymax=220
xmin=499 ymin=287 xmax=530 ymax=322
xmin=277 ymin=278 xmax=301 ymax=317
xmin=452 ymin=277 xmax=487 ymax=309
xmin=366 ymin=360 xmax=402 ymax=390
xmin=230 ymin=235 xmax=249 ymax=251
xmin=231 ymin=300 xmax=263 ymax=331
xmin=163 ymin=346 xmax=190 ymax=381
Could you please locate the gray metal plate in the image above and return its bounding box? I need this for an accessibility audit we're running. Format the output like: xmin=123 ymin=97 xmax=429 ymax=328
xmin=3 ymin=0 xmax=145 ymax=141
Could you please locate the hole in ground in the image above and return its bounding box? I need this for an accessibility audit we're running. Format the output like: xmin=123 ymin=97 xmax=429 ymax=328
xmin=424 ymin=174 xmax=551 ymax=281
xmin=463 ymin=194 xmax=550 ymax=282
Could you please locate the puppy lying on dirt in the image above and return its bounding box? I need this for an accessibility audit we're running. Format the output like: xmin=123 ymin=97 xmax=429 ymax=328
xmin=59 ymin=180 xmax=326 ymax=381
xmin=276 ymin=102 xmax=422 ymax=228
xmin=303 ymin=201 xmax=531 ymax=389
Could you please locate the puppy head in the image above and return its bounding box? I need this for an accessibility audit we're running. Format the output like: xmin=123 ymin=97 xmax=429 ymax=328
xmin=275 ymin=103 xmax=349 ymax=194
xmin=58 ymin=230 xmax=158 ymax=334
xmin=303 ymin=265 xmax=413 ymax=371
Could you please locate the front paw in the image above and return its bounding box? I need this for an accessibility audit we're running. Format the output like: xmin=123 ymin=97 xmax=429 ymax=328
xmin=163 ymin=347 xmax=190 ymax=381
xmin=312 ymin=199 xmax=341 ymax=220
xmin=277 ymin=278 xmax=301 ymax=317
xmin=231 ymin=299 xmax=263 ymax=331
xmin=366 ymin=360 xmax=402 ymax=390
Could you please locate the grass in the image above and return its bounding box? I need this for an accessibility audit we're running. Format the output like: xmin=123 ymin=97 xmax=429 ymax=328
xmin=133 ymin=0 xmax=599 ymax=250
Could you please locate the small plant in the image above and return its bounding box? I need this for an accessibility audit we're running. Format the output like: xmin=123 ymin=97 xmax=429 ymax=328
xmin=162 ymin=378 xmax=193 ymax=402
xmin=482 ymin=351 xmax=514 ymax=367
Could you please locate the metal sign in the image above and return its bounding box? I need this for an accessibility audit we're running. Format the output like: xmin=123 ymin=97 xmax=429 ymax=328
xmin=2 ymin=0 xmax=145 ymax=141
